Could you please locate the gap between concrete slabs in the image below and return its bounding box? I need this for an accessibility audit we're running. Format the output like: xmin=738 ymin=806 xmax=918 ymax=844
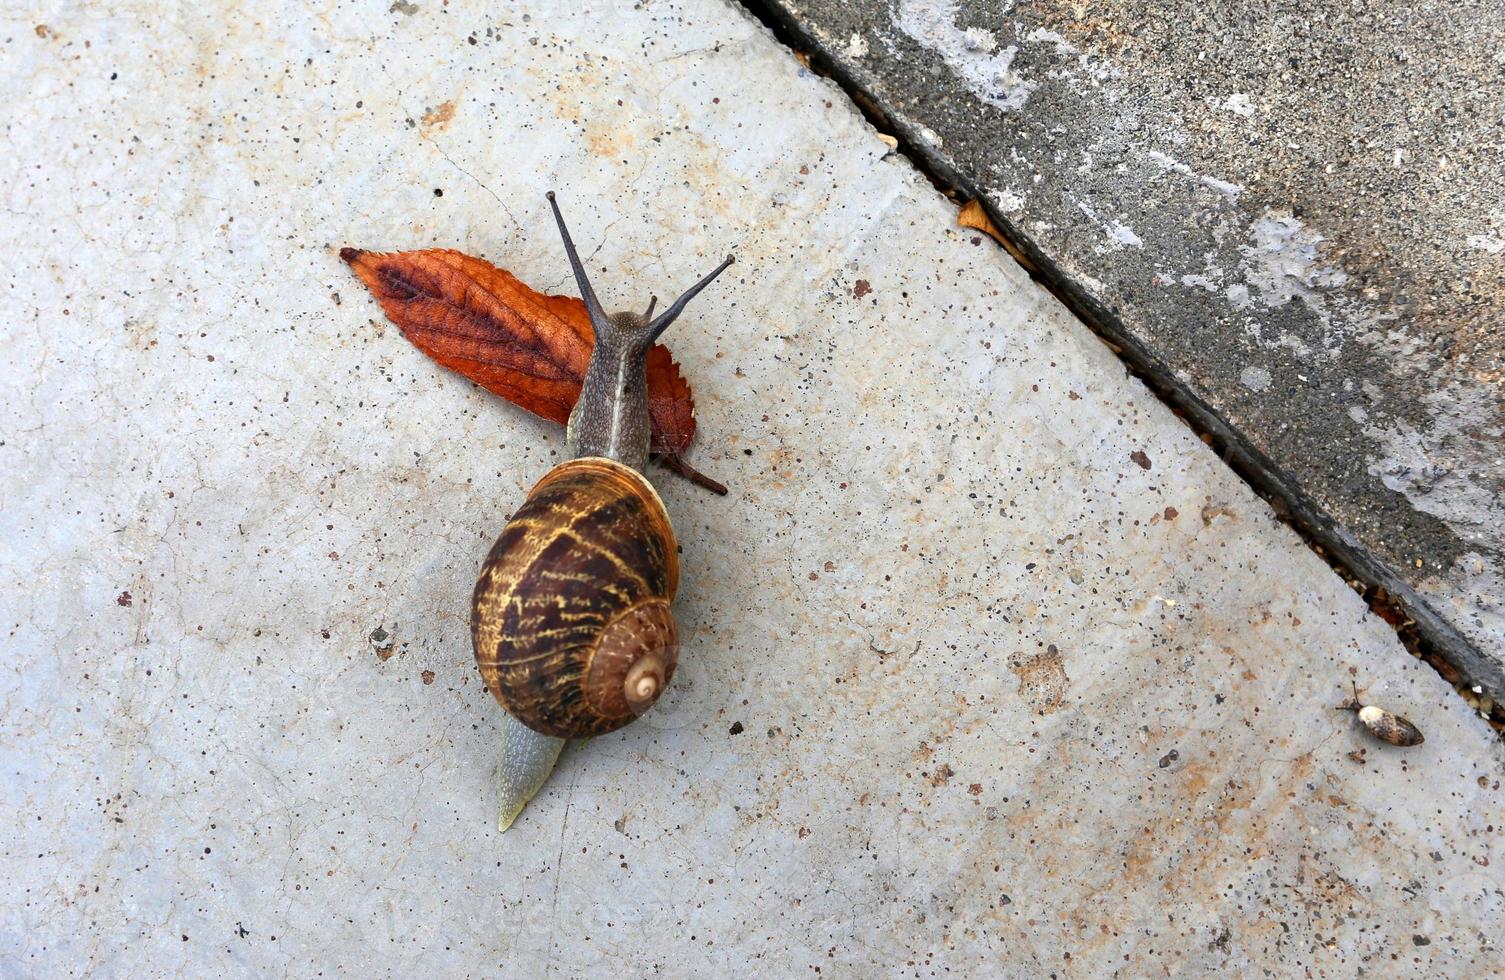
xmin=741 ymin=0 xmax=1505 ymax=706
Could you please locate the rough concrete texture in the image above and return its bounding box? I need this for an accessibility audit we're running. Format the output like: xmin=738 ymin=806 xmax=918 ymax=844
xmin=758 ymin=0 xmax=1505 ymax=697
xmin=3 ymin=1 xmax=1503 ymax=975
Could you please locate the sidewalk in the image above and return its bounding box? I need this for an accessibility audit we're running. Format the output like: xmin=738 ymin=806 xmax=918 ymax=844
xmin=2 ymin=1 xmax=1501 ymax=974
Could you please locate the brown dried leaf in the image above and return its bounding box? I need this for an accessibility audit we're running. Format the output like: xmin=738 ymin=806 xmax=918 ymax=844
xmin=340 ymin=247 xmax=724 ymax=493
xmin=957 ymin=199 xmax=1004 ymax=243
xmin=958 ymin=199 xmax=1038 ymax=274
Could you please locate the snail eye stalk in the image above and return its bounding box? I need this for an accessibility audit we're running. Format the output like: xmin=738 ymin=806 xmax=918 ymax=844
xmin=546 ymin=191 xmax=610 ymax=335
xmin=646 ymin=254 xmax=735 ymax=343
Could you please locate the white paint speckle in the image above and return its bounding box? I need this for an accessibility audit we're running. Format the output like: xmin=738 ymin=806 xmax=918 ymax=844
xmin=1199 ymin=175 xmax=1243 ymax=199
xmin=1025 ymin=27 xmax=1075 ymax=51
xmin=1073 ymin=197 xmax=1144 ymax=249
xmin=844 ymin=32 xmax=869 ymax=59
xmin=1238 ymin=212 xmax=1348 ymax=311
xmin=1222 ymin=93 xmax=1256 ymax=117
xmin=961 ymin=27 xmax=996 ymax=54
xmin=994 ymin=188 xmax=1026 ymax=212
xmin=1023 ymin=26 xmax=1117 ymax=82
xmin=1364 ymin=382 xmax=1505 ymax=564
xmin=1145 ymin=150 xmax=1243 ymax=201
xmin=895 ymin=0 xmax=1037 ymax=111
xmin=1240 ymin=365 xmax=1273 ymax=392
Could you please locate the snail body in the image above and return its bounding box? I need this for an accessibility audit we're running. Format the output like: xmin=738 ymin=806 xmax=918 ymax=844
xmin=471 ymin=192 xmax=732 ymax=830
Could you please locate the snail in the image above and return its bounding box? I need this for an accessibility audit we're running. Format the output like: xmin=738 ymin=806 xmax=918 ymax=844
xmin=1336 ymin=681 xmax=1424 ymax=747
xmin=471 ymin=191 xmax=733 ymax=830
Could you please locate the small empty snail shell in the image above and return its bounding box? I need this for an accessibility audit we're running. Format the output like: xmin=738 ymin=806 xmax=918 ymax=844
xmin=472 ymin=456 xmax=679 ymax=738
xmin=1336 ymin=682 xmax=1424 ymax=747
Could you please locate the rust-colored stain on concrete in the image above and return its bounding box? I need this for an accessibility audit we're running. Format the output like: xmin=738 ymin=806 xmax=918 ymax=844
xmin=1008 ymin=644 xmax=1069 ymax=713
xmin=420 ymin=99 xmax=455 ymax=132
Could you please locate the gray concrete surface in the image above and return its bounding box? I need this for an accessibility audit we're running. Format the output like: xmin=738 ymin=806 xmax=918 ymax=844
xmin=3 ymin=1 xmax=1503 ymax=975
xmin=757 ymin=0 xmax=1505 ymax=698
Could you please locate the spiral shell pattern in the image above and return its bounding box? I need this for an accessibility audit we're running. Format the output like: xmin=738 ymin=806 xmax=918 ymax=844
xmin=472 ymin=457 xmax=679 ymax=738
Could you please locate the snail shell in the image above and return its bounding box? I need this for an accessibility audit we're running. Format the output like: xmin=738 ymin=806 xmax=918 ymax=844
xmin=1337 ymin=685 xmax=1424 ymax=747
xmin=472 ymin=456 xmax=679 ymax=738
xmin=1356 ymin=704 xmax=1424 ymax=746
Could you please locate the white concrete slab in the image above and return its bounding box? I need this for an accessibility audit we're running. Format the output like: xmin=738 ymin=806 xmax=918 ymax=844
xmin=3 ymin=1 xmax=1501 ymax=975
